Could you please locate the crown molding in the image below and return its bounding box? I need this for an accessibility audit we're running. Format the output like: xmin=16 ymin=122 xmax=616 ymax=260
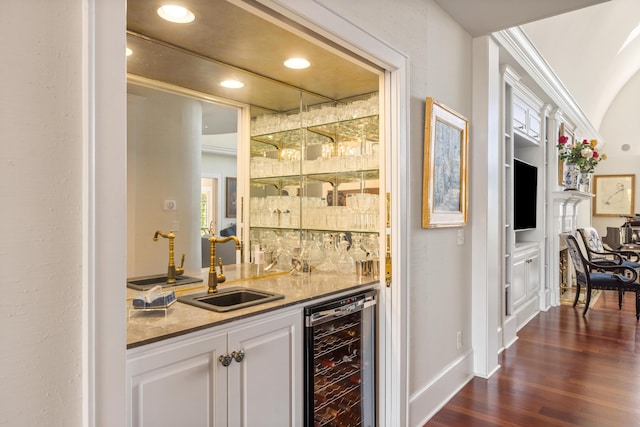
xmin=202 ymin=145 xmax=238 ymax=156
xmin=493 ymin=27 xmax=602 ymax=143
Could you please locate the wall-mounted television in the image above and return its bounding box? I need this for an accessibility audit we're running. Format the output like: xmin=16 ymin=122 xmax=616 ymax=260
xmin=514 ymin=159 xmax=537 ymax=230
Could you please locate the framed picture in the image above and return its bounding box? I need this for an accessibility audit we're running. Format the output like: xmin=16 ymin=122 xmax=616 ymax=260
xmin=226 ymin=177 xmax=237 ymax=218
xmin=422 ymin=98 xmax=469 ymax=228
xmin=593 ymin=174 xmax=635 ymax=217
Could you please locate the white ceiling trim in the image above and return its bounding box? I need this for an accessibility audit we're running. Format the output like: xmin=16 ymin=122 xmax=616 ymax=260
xmin=202 ymin=145 xmax=238 ymax=156
xmin=493 ymin=27 xmax=603 ymax=142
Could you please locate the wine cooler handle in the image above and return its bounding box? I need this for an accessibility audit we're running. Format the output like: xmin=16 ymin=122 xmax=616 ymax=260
xmin=218 ymin=354 xmax=233 ymax=367
xmin=232 ymin=350 xmax=245 ymax=363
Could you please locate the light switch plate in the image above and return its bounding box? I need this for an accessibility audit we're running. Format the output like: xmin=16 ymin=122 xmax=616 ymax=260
xmin=456 ymin=229 xmax=464 ymax=245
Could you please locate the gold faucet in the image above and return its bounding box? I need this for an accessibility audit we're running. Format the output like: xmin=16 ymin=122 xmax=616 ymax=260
xmin=153 ymin=229 xmax=185 ymax=284
xmin=207 ymin=234 xmax=243 ymax=293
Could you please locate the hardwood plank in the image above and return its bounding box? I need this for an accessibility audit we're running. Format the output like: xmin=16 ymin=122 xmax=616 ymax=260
xmin=424 ymin=291 xmax=640 ymax=426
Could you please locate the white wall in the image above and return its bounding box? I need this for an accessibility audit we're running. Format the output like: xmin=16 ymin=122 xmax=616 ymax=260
xmin=317 ymin=0 xmax=474 ymax=424
xmin=1 ymin=1 xmax=84 ymax=424
xmin=593 ymin=70 xmax=640 ymax=236
xmin=127 ymin=88 xmax=202 ymax=276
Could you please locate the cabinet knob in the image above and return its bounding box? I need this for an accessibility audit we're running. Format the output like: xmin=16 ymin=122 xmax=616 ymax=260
xmin=232 ymin=350 xmax=245 ymax=363
xmin=218 ymin=354 xmax=233 ymax=367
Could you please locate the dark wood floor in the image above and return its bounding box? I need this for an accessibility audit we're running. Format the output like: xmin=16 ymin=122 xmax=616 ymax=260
xmin=425 ymin=291 xmax=640 ymax=426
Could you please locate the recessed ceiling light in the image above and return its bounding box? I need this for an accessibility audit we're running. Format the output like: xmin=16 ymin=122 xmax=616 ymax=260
xmin=126 ymin=47 xmax=133 ymax=57
xmin=220 ymin=80 xmax=244 ymax=89
xmin=622 ymin=143 xmax=631 ymax=152
xmin=157 ymin=5 xmax=195 ymax=24
xmin=284 ymin=58 xmax=310 ymax=69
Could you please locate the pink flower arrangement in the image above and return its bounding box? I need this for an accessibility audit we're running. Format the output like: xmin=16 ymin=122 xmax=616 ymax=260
xmin=557 ymin=136 xmax=606 ymax=173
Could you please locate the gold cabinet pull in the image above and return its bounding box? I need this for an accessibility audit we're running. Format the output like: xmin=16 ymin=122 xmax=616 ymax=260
xmin=231 ymin=350 xmax=245 ymax=363
xmin=218 ymin=354 xmax=233 ymax=367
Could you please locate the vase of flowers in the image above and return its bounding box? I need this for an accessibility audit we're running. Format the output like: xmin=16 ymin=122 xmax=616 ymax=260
xmin=563 ymin=163 xmax=580 ymax=190
xmin=557 ymin=136 xmax=606 ymax=191
xmin=579 ymin=171 xmax=591 ymax=192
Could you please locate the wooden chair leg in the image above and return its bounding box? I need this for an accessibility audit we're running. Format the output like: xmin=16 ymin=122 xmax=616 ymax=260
xmin=636 ymin=291 xmax=640 ymax=321
xmin=573 ymin=282 xmax=581 ymax=307
xmin=583 ymin=287 xmax=592 ymax=316
xmin=619 ymin=290 xmax=624 ymax=309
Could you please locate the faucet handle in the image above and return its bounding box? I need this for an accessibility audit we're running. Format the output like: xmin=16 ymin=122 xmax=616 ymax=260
xmin=175 ymin=253 xmax=185 ymax=276
xmin=217 ymin=257 xmax=226 ymax=284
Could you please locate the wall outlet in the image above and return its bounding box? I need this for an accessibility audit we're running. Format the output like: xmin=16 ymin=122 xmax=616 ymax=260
xmin=163 ymin=200 xmax=177 ymax=211
xmin=456 ymin=331 xmax=462 ymax=350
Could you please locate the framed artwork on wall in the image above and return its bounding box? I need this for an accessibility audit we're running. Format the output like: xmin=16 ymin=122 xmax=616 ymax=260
xmin=593 ymin=174 xmax=635 ymax=217
xmin=422 ymin=97 xmax=469 ymax=228
xmin=226 ymin=177 xmax=237 ymax=218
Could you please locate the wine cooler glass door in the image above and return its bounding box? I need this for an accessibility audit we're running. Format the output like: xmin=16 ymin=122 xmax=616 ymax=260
xmin=304 ymin=289 xmax=376 ymax=427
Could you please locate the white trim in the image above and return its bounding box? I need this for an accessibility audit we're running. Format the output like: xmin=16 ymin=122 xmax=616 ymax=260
xmin=90 ymin=0 xmax=127 ymax=424
xmin=409 ymin=349 xmax=475 ymax=427
xmin=493 ymin=27 xmax=602 ymax=141
xmin=201 ymin=145 xmax=238 ymax=156
xmin=471 ymin=35 xmax=502 ymax=379
xmin=82 ymin=1 xmax=93 ymax=423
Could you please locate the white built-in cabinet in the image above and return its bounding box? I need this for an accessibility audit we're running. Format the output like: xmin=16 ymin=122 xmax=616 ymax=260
xmin=127 ymin=309 xmax=302 ymax=427
xmin=512 ymin=93 xmax=542 ymax=141
xmin=512 ymin=244 xmax=540 ymax=310
xmin=501 ymin=65 xmax=547 ymax=348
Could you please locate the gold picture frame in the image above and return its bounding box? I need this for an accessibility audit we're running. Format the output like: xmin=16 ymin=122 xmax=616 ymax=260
xmin=593 ymin=174 xmax=635 ymax=217
xmin=422 ymin=98 xmax=469 ymax=228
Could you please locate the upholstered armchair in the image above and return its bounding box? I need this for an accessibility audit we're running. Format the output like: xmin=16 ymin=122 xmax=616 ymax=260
xmin=563 ymin=233 xmax=640 ymax=319
xmin=577 ymin=227 xmax=640 ymax=267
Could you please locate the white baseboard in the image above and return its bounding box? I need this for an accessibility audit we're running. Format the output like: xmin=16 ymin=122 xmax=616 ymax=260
xmin=516 ymin=296 xmax=540 ymax=331
xmin=502 ymin=314 xmax=518 ymax=349
xmin=409 ymin=349 xmax=475 ymax=427
xmin=539 ymin=288 xmax=552 ymax=311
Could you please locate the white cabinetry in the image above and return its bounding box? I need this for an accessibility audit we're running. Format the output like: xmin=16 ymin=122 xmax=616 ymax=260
xmin=127 ymin=310 xmax=302 ymax=427
xmin=512 ymin=93 xmax=542 ymax=141
xmin=512 ymin=245 xmax=540 ymax=312
xmin=501 ymin=65 xmax=546 ymax=348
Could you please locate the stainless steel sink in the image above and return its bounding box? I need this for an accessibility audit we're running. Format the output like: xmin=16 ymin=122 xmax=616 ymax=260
xmin=178 ymin=287 xmax=284 ymax=312
xmin=126 ymin=274 xmax=203 ymax=291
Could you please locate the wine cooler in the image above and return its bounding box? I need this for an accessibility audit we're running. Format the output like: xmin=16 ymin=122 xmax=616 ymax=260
xmin=304 ymin=289 xmax=377 ymax=427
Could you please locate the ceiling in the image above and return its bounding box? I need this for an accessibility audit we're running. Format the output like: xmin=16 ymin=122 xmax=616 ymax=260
xmin=522 ymin=0 xmax=640 ymax=133
xmin=436 ymin=0 xmax=640 ymax=156
xmin=433 ymin=0 xmax=610 ymax=37
xmin=126 ymin=0 xmax=380 ymax=134
xmin=128 ymin=0 xmax=640 ymax=151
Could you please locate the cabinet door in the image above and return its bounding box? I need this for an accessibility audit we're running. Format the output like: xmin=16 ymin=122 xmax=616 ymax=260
xmin=128 ymin=333 xmax=228 ymax=427
xmin=527 ymin=111 xmax=541 ymax=139
xmin=526 ymin=250 xmax=541 ymax=299
xmin=512 ymin=96 xmax=528 ymax=134
xmin=512 ymin=252 xmax=527 ymax=309
xmin=227 ymin=310 xmax=303 ymax=427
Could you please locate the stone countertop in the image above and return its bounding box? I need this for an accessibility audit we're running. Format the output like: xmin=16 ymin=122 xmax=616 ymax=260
xmin=127 ymin=264 xmax=378 ymax=349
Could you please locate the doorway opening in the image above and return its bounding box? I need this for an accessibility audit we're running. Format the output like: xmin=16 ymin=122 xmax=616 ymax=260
xmin=201 ymin=177 xmax=218 ymax=235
